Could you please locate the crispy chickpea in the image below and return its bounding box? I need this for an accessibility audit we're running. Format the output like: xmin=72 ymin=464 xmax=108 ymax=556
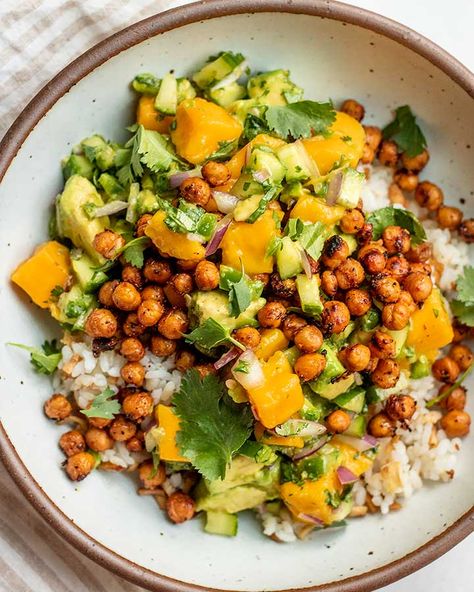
xmin=361 ymin=144 xmax=375 ymax=165
xmin=122 ymin=392 xmax=153 ymax=421
xmin=364 ymin=126 xmax=383 ymax=151
xmin=141 ymin=284 xmax=165 ymax=303
xmin=378 ymin=140 xmax=398 ymax=167
xmin=180 ymin=176 xmax=211 ymax=206
xmin=369 ymin=330 xmax=396 ymax=359
xmin=65 ymin=451 xmax=95 ymax=481
xmin=294 ymin=353 xmax=327 ymax=382
xmin=194 ymin=260 xmax=219 ymax=291
xmin=440 ymin=386 xmax=467 ymax=411
xmin=406 ymin=242 xmax=433 ymax=263
xmin=415 ymin=181 xmax=443 ymax=211
xmin=402 ymin=271 xmax=432 ymax=303
xmin=109 ymin=416 xmax=137 ymax=441
xmin=449 ymin=344 xmax=473 ymax=371
xmin=166 ymin=491 xmax=196 ymax=524
xmin=233 ymin=327 xmax=261 ymax=349
xmin=326 ymin=409 xmax=352 ymax=433
xmin=137 ymin=299 xmax=164 ymax=327
xmin=126 ymin=433 xmax=144 ymax=452
xmin=452 ymin=320 xmax=471 ymax=343
xmin=357 ymin=222 xmax=373 ymax=245
xmin=294 ymin=325 xmax=323 ymax=353
xmin=194 ymin=364 xmax=216 ymax=379
xmin=59 ymin=430 xmax=86 ymax=457
xmin=371 ymin=273 xmax=401 ymax=304
xmin=432 ymin=356 xmax=460 ymax=384
xmin=257 ymin=301 xmax=286 ymax=328
xmin=345 ymin=288 xmax=372 ymax=317
xmin=85 ymin=428 xmax=113 ymax=452
xmin=340 ymin=343 xmax=371 ymax=372
xmin=388 ymin=182 xmax=408 ymax=207
xmin=358 ymin=244 xmax=387 ymax=274
xmin=163 ymin=283 xmax=186 ymax=309
xmin=282 ymin=314 xmax=307 ymax=341
xmin=121 ymin=265 xmax=143 ymax=289
xmin=120 ymin=337 xmax=145 ymax=362
xmin=371 ymin=359 xmax=400 ymax=389
xmin=44 ymin=394 xmax=72 ymax=420
xmin=176 ymin=259 xmax=201 ymax=272
xmin=382 ymin=302 xmax=411 ymax=331
xmin=382 ymin=226 xmax=411 ymax=256
xmin=87 ymin=415 xmax=112 ymax=429
xmin=93 ymin=230 xmax=125 ymax=259
xmin=85 ymin=308 xmax=118 ymax=338
xmin=143 ymin=258 xmax=172 ymax=284
xmin=409 ymin=261 xmax=432 ymax=276
xmin=321 ymin=301 xmax=351 ymax=334
xmin=321 ymin=235 xmax=350 ymax=269
xmin=440 ymin=410 xmax=471 ymax=438
xmin=123 ymin=312 xmax=146 ymax=337
xmin=150 ymin=335 xmax=177 ymax=357
xmin=341 ymin=98 xmax=365 ymax=121
xmin=335 ymin=258 xmax=365 ymax=290
xmin=158 ymin=309 xmax=189 ymax=340
xmin=138 ymin=461 xmax=166 ymax=489
xmin=339 ymin=209 xmax=365 ymax=234
xmin=398 ymin=289 xmax=417 ymax=313
xmin=252 ymin=273 xmax=270 ymax=287
xmin=393 ymin=169 xmax=418 ymax=192
xmin=459 ymin=218 xmax=474 ymax=243
xmin=436 ymin=206 xmax=463 ymax=230
xmin=135 ymin=214 xmax=152 ymax=237
xmin=170 ymin=273 xmax=193 ymax=295
xmin=401 ymin=149 xmax=430 ymax=172
xmin=385 ymin=394 xmax=416 ymax=421
xmin=98 ymin=280 xmax=119 ymax=307
xmin=321 ymin=270 xmax=338 ymax=297
xmin=368 ymin=413 xmax=395 ymax=438
xmin=175 ymin=350 xmax=197 ymax=372
xmin=270 ymin=273 xmax=297 ymax=299
xmin=121 ymin=361 xmax=145 ymax=387
xmin=112 ymin=282 xmax=141 ymax=312
xmin=384 ymin=255 xmax=410 ymax=281
xmin=201 ymin=161 xmax=231 ymax=186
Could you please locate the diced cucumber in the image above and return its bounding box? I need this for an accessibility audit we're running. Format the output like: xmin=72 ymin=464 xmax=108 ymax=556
xmin=233 ymin=194 xmax=263 ymax=222
xmin=276 ymin=237 xmax=303 ymax=279
xmin=344 ymin=414 xmax=367 ymax=438
xmin=177 ymin=77 xmax=197 ymax=102
xmin=204 ymin=511 xmax=238 ymax=537
xmin=208 ymin=82 xmax=246 ymax=107
xmin=62 ymin=154 xmax=94 ymax=181
xmin=295 ymin=274 xmax=323 ymax=315
xmin=192 ymin=51 xmax=245 ymax=89
xmin=386 ymin=327 xmax=409 ymax=357
xmin=334 ymin=386 xmax=366 ymax=413
xmin=250 ymin=148 xmax=286 ymax=184
xmin=329 ymin=167 xmax=365 ymax=209
xmin=154 ymin=72 xmax=178 ymax=115
xmin=98 ymin=173 xmax=125 ymax=199
xmin=410 ymin=355 xmax=431 ymax=379
xmin=71 ymin=251 xmax=108 ymax=294
xmin=277 ymin=142 xmax=316 ymax=182
xmin=81 ymin=135 xmax=115 ymax=171
xmin=247 ymin=70 xmax=303 ymax=105
xmin=231 ymin=173 xmax=263 ymax=199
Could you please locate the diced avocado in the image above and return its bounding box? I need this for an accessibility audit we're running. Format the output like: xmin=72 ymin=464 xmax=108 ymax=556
xmin=177 ymin=77 xmax=197 ymax=103
xmin=276 ymin=236 xmax=303 ymax=279
xmin=334 ymin=386 xmax=366 ymax=413
xmin=282 ymin=444 xmax=340 ymax=484
xmin=410 ymin=355 xmax=431 ymax=379
xmin=62 ymin=154 xmax=94 ymax=181
xmin=329 ymin=321 xmax=356 ymax=349
xmin=249 ymin=147 xmax=286 ymax=184
xmin=360 ymin=308 xmax=380 ymax=331
xmin=309 ymin=344 xmax=347 ymax=398
xmin=228 ymin=98 xmax=262 ymax=125
xmin=132 ymin=73 xmax=161 ymax=95
xmin=204 ymin=511 xmax=238 ymax=537
xmin=97 ymin=173 xmax=125 ymax=199
xmin=56 ymin=175 xmax=109 ymax=263
xmin=231 ymin=174 xmax=263 ymax=199
xmin=247 ymin=69 xmax=303 ymax=106
xmin=386 ymin=327 xmax=409 ymax=357
xmin=280 ymin=182 xmax=308 ymax=205
xmin=282 ymin=345 xmax=300 ymax=367
xmin=277 ymin=142 xmax=315 ymax=182
xmin=235 ymin=297 xmax=266 ymax=328
xmin=295 ymin=274 xmax=323 ymax=315
xmin=192 ymin=51 xmax=246 ymax=89
xmin=81 ymin=135 xmax=115 ymax=171
xmin=208 ymin=82 xmax=246 ymax=107
xmin=317 ymin=374 xmax=356 ymax=401
xmin=70 ymin=251 xmax=108 ymax=294
xmin=154 ymin=72 xmax=178 ymax=115
xmin=137 ymin=189 xmax=160 ymax=215
xmin=328 ymin=167 xmax=365 ymax=209
xmin=301 ymin=387 xmax=334 ymax=421
xmin=339 ymin=232 xmax=358 ymax=254
xmin=233 ymin=194 xmax=263 ymax=222
xmin=50 ymin=284 xmax=96 ymax=331
xmin=344 ymin=414 xmax=367 ymax=438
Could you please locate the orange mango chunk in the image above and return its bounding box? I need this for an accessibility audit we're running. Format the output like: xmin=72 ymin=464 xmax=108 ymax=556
xmin=11 ymin=241 xmax=71 ymax=309
xmin=254 ymin=422 xmax=304 ymax=449
xmin=137 ymin=96 xmax=174 ymax=133
xmin=255 ymin=328 xmax=289 ymax=361
xmin=145 ymin=211 xmax=206 ymax=261
xmin=156 ymin=405 xmax=188 ymax=462
xmin=281 ymin=471 xmax=340 ymax=525
xmin=290 ymin=195 xmax=345 ymax=225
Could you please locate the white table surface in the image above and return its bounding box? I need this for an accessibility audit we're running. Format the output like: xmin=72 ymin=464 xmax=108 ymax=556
xmin=0 ymin=1 xmax=472 ymax=591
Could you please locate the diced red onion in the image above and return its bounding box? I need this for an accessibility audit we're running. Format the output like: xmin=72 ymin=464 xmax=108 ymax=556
xmin=300 ymin=249 xmax=313 ymax=279
xmin=336 ymin=466 xmax=359 ymax=485
xmin=292 ymin=435 xmax=329 ymax=460
xmin=297 ymin=513 xmax=324 ymax=526
xmin=214 ymin=347 xmax=240 ymax=370
xmin=334 ymin=434 xmax=377 ymax=453
xmin=205 ymin=214 xmax=232 ymax=256
xmin=93 ymin=200 xmax=129 ymax=217
xmin=252 ymin=169 xmax=270 ymax=184
xmin=275 ymin=419 xmax=326 ymax=438
xmin=231 ymin=349 xmax=265 ymax=390
xmin=326 ymin=170 xmax=343 ymax=205
xmin=363 ymin=434 xmax=378 ymax=447
xmin=169 ymin=168 xmax=202 ymax=189
xmin=212 ymin=190 xmax=240 ymax=214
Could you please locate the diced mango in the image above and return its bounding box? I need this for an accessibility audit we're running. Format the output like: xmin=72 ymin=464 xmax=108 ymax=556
xmin=156 ymin=404 xmax=188 ymax=462
xmin=137 ymin=96 xmax=174 ymax=133
xmin=11 ymin=241 xmax=71 ymax=309
xmin=220 ymin=210 xmax=279 ymax=275
xmin=254 ymin=422 xmax=304 ymax=449
xmin=290 ymin=195 xmax=345 ymax=225
xmin=145 ymin=211 xmax=206 ymax=261
xmin=171 ymin=98 xmax=243 ymax=164
xmin=247 ymin=351 xmax=304 ymax=429
xmin=302 ymin=111 xmax=365 ymax=174
xmin=255 ymin=328 xmax=289 ymax=361
xmin=332 ymin=440 xmax=374 ymax=477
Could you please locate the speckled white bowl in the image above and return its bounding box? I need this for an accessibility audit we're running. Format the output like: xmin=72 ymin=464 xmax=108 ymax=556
xmin=0 ymin=1 xmax=473 ymax=591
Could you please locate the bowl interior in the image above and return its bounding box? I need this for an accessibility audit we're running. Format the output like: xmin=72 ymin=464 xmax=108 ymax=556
xmin=0 ymin=10 xmax=473 ymax=592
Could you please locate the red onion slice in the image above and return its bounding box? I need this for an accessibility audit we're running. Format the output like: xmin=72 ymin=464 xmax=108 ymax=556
xmin=292 ymin=435 xmax=329 ymax=460
xmin=336 ymin=466 xmax=359 ymax=485
xmin=212 ymin=190 xmax=240 ymax=214
xmin=205 ymin=214 xmax=232 ymax=256
xmin=169 ymin=168 xmax=202 ymax=189
xmin=231 ymin=349 xmax=265 ymax=390
xmin=326 ymin=170 xmax=343 ymax=205
xmin=297 ymin=513 xmax=324 ymax=526
xmin=363 ymin=434 xmax=378 ymax=447
xmin=213 ymin=347 xmax=240 ymax=370
xmin=252 ymin=169 xmax=271 ymax=184
xmin=93 ymin=200 xmax=129 ymax=217
xmin=333 ymin=434 xmax=378 ymax=453
xmin=300 ymin=249 xmax=313 ymax=279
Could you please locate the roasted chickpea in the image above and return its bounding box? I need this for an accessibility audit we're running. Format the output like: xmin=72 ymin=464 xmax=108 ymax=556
xmin=440 ymin=386 xmax=467 ymax=411
xmin=326 ymin=409 xmax=352 ymax=433
xmin=122 ymin=392 xmax=153 ymax=421
xmin=371 ymin=273 xmax=401 ymax=304
xmin=432 ymin=356 xmax=461 ymax=384
xmin=361 ymin=144 xmax=375 ymax=165
xmin=449 ymin=344 xmax=473 ymax=371
xmin=150 ymin=335 xmax=177 ymax=357
xmin=163 ymin=283 xmax=187 ymax=309
xmin=257 ymin=302 xmax=286 ymax=328
xmin=436 ymin=206 xmax=463 ymax=230
xmin=126 ymin=433 xmax=144 ymax=452
xmin=180 ymin=176 xmax=211 ymax=206
xmin=233 ymin=327 xmax=261 ymax=349
xmin=378 ymin=140 xmax=398 ymax=167
xmin=109 ymin=416 xmax=137 ymax=441
xmin=320 ymin=270 xmax=338 ymax=297
xmin=65 ymin=452 xmax=95 ymax=481
xmin=98 ymin=280 xmax=119 ymax=307
xmin=384 ymin=255 xmax=410 ymax=281
xmin=252 ymin=273 xmax=270 ymax=287
xmin=135 ymin=214 xmax=152 ymax=237
xmin=345 ymin=288 xmax=372 ymax=317
xmin=393 ymin=169 xmax=418 ymax=192
xmin=112 ymin=282 xmax=141 ymax=312
xmin=175 ymin=350 xmax=197 ymax=372
xmin=321 ymin=301 xmax=351 ymax=334
xmin=282 ymin=314 xmax=307 ymax=341
xmin=166 ymin=491 xmax=196 ymax=523
xmin=402 ymin=271 xmax=432 ymax=303
xmin=382 ymin=301 xmax=411 ymax=331
xmin=339 ymin=209 xmax=365 ymax=234
xmin=357 ymin=222 xmax=374 ymax=245
xmin=371 ymin=359 xmax=401 ymax=389
xmin=459 ymin=218 xmax=474 ymax=243
xmin=137 ymin=299 xmax=164 ymax=327
xmin=170 ymin=273 xmax=193 ymax=295
xmin=138 ymin=461 xmax=166 ymax=489
xmin=270 ymin=273 xmax=297 ymax=299
xmin=87 ymin=415 xmax=112 ymax=429
xmin=294 ymin=353 xmax=327 ymax=382
xmin=120 ymin=337 xmax=145 ymax=362
xmin=59 ymin=430 xmax=86 ymax=457
xmin=294 ymin=325 xmax=323 ymax=353
xmin=176 ymin=259 xmax=201 ymax=272
xmin=44 ymin=394 xmax=72 ymax=420
xmin=398 ymin=290 xmax=417 ymax=313
xmin=201 ymin=161 xmax=231 ymax=186
xmin=341 ymin=98 xmax=365 ymax=121
xmin=141 ymin=284 xmax=165 ymax=303
xmin=364 ymin=126 xmax=383 ymax=151
xmin=452 ymin=320 xmax=471 ymax=343
xmin=158 ymin=309 xmax=189 ymax=340
xmin=93 ymin=230 xmax=125 ymax=259
xmin=415 ymin=181 xmax=443 ymax=211
xmin=369 ymin=330 xmax=396 ymax=359
xmin=85 ymin=428 xmax=113 ymax=452
xmin=358 ymin=244 xmax=387 ymax=274
xmin=194 ymin=364 xmax=216 ymax=379
xmin=440 ymin=410 xmax=471 ymax=438
xmin=123 ymin=312 xmax=146 ymax=337
xmin=368 ymin=413 xmax=395 ymax=438
xmin=194 ymin=260 xmax=219 ymax=291
xmin=401 ymin=149 xmax=430 ymax=173
xmin=121 ymin=361 xmax=145 ymax=387
xmin=321 ymin=235 xmax=350 ymax=269
xmin=85 ymin=308 xmax=118 ymax=338
xmin=406 ymin=242 xmax=433 ymax=263
xmin=340 ymin=343 xmax=371 ymax=372
xmin=385 ymin=394 xmax=416 ymax=421
xmin=121 ymin=265 xmax=143 ymax=289
xmin=382 ymin=226 xmax=411 ymax=255
xmin=143 ymin=258 xmax=172 ymax=284
xmin=335 ymin=258 xmax=365 ymax=290
xmin=388 ymin=182 xmax=408 ymax=207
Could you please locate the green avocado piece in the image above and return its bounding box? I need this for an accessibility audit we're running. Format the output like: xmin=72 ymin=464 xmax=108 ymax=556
xmin=204 ymin=511 xmax=238 ymax=536
xmin=334 ymin=386 xmax=365 ymax=413
xmin=247 ymin=69 xmax=303 ymax=105
xmin=309 ymin=343 xmax=346 ymax=398
xmin=62 ymin=154 xmax=94 ymax=181
xmin=344 ymin=414 xmax=367 ymax=438
xmin=276 ymin=236 xmax=303 ymax=279
xmin=81 ymin=135 xmax=115 ymax=171
xmin=207 ymin=82 xmax=246 ymax=107
xmin=51 ymin=284 xmax=97 ymax=331
xmin=70 ymin=251 xmax=108 ymax=294
xmin=296 ymin=274 xmax=323 ymax=315
xmin=154 ymin=72 xmax=178 ymax=115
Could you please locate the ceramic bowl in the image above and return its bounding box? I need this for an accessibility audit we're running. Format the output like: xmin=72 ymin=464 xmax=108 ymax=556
xmin=0 ymin=1 xmax=473 ymax=591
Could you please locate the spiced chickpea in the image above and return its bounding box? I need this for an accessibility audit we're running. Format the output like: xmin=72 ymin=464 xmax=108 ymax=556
xmin=257 ymin=302 xmax=286 ymax=328
xmin=393 ymin=169 xmax=418 ymax=192
xmin=282 ymin=314 xmax=307 ymax=341
xmin=409 ymin=261 xmax=432 ymax=276
xmin=403 ymin=271 xmax=432 ymax=303
xmin=65 ymin=452 xmax=95 ymax=481
xmin=122 ymin=392 xmax=153 ymax=421
xmin=388 ymin=182 xmax=408 ymax=207
xmin=369 ymin=330 xmax=396 ymax=359
xmin=358 ymin=244 xmax=387 ymax=274
xmin=143 ymin=258 xmax=172 ymax=284
xmin=201 ymin=161 xmax=231 ymax=186
xmin=163 ymin=283 xmax=187 ymax=309
xmin=440 ymin=410 xmax=471 ymax=438
xmin=382 ymin=225 xmax=410 ymax=255
xmin=361 ymin=144 xmax=375 ymax=165
xmin=121 ymin=361 xmax=145 ymax=387
xmin=252 ymin=273 xmax=270 ymax=287
xmin=431 ymin=356 xmax=460 ymax=384
xmin=415 ymin=181 xmax=443 ymax=211
xmin=158 ymin=309 xmax=189 ymax=340
xmin=401 ymin=148 xmax=430 ymax=172
xmin=449 ymin=344 xmax=473 ymax=371
xmin=135 ymin=214 xmax=152 ymax=237
xmin=93 ymin=230 xmax=125 ymax=259
xmin=85 ymin=308 xmax=117 ymax=338
xmin=341 ymin=99 xmax=365 ymax=121
xmin=321 ymin=235 xmax=350 ymax=269
xmin=378 ymin=140 xmax=398 ymax=167
xmin=382 ymin=302 xmax=411 ymax=331
xmin=166 ymin=491 xmax=196 ymax=523
xmin=176 ymin=259 xmax=201 ymax=272
xmin=179 ymin=177 xmax=211 ymax=206
xmin=123 ymin=312 xmax=146 ymax=337
xmin=87 ymin=415 xmax=112 ymax=429
xmin=150 ymin=335 xmax=177 ymax=357
xmin=121 ymin=265 xmax=143 ymax=289
xmin=109 ymin=416 xmax=137 ymax=441
xmin=452 ymin=320 xmax=471 ymax=343
xmin=334 ymin=258 xmax=365 ymax=290
xmin=436 ymin=206 xmax=463 ymax=230
xmin=371 ymin=273 xmax=401 ymax=304
xmin=294 ymin=353 xmax=327 ymax=382
xmin=368 ymin=413 xmax=395 ymax=438
xmin=345 ymin=288 xmax=372 ymax=317
xmin=126 ymin=434 xmax=144 ymax=452
xmin=321 ymin=301 xmax=351 ymax=335
xmin=141 ymin=285 xmax=165 ymax=303
xmin=339 ymin=209 xmax=365 ymax=234
xmin=139 ymin=461 xmax=166 ymax=489
xmin=233 ymin=327 xmax=261 ymax=349
xmin=385 ymin=255 xmax=410 ymax=281
xmin=340 ymin=343 xmax=371 ymax=372
xmin=371 ymin=359 xmax=401 ymax=389
xmin=120 ymin=337 xmax=145 ymax=362
xmin=459 ymin=218 xmax=474 ymax=243
xmin=170 ymin=273 xmax=193 ymax=295
xmin=294 ymin=325 xmax=323 ymax=353
xmin=85 ymin=428 xmax=113 ymax=452
xmin=320 ymin=270 xmax=338 ymax=297
xmin=137 ymin=299 xmax=164 ymax=327
xmin=364 ymin=126 xmax=383 ymax=151
xmin=406 ymin=242 xmax=433 ymax=263
xmin=59 ymin=430 xmax=86 ymax=457
xmin=326 ymin=409 xmax=352 ymax=433
xmin=357 ymin=222 xmax=373 ymax=245
xmin=270 ymin=273 xmax=297 ymax=299
xmin=44 ymin=394 xmax=72 ymax=421
xmin=194 ymin=364 xmax=216 ymax=379
xmin=194 ymin=260 xmax=219 ymax=291
xmin=398 ymin=290 xmax=417 ymax=313
xmin=98 ymin=280 xmax=119 ymax=307
xmin=112 ymin=282 xmax=141 ymax=311
xmin=175 ymin=350 xmax=197 ymax=372
xmin=385 ymin=394 xmax=416 ymax=421
xmin=439 ymin=386 xmax=467 ymax=411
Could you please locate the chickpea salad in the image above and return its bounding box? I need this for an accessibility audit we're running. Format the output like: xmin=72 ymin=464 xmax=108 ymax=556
xmin=10 ymin=51 xmax=473 ymax=540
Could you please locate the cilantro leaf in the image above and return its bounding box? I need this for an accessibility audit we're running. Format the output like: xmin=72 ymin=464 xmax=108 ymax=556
xmin=122 ymin=237 xmax=150 ymax=268
xmin=455 ymin=266 xmax=474 ymax=304
xmin=451 ymin=301 xmax=474 ymax=326
xmin=382 ymin=105 xmax=427 ymax=157
xmin=233 ymin=360 xmax=250 ymax=374
xmin=8 ymin=340 xmax=62 ymax=375
xmin=366 ymin=207 xmax=426 ymax=244
xmin=173 ymin=370 xmax=254 ymax=480
xmin=81 ymin=387 xmax=121 ymax=419
xmin=228 ymin=272 xmax=252 ymax=318
xmin=208 ymin=139 xmax=239 ymax=161
xmin=246 ymin=185 xmax=281 ymax=224
xmin=159 ymin=198 xmax=217 ymax=239
xmin=243 ymin=112 xmax=269 ymax=141
xmin=264 ymin=101 xmax=336 ymax=141
xmin=184 ymin=318 xmax=245 ymax=351
xmin=265 ymin=235 xmax=283 ymax=257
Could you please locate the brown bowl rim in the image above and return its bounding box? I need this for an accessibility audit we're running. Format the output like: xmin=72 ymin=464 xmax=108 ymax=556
xmin=0 ymin=1 xmax=473 ymax=591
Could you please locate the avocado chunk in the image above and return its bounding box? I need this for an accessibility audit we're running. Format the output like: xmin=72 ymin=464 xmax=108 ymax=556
xmin=50 ymin=284 xmax=96 ymax=331
xmin=154 ymin=72 xmax=178 ymax=115
xmin=344 ymin=414 xmax=367 ymax=438
xmin=277 ymin=141 xmax=315 ymax=182
xmin=70 ymin=250 xmax=108 ymax=294
xmin=204 ymin=511 xmax=238 ymax=536
xmin=81 ymin=135 xmax=115 ymax=171
xmin=247 ymin=69 xmax=303 ymax=105
xmin=208 ymin=82 xmax=246 ymax=107
xmin=386 ymin=327 xmax=409 ymax=357
xmin=97 ymin=173 xmax=125 ymax=199
xmin=328 ymin=167 xmax=365 ymax=209
xmin=276 ymin=236 xmax=303 ymax=279
xmin=334 ymin=386 xmax=366 ymax=413
xmin=192 ymin=51 xmax=246 ymax=89
xmin=177 ymin=77 xmax=197 ymax=103
xmin=300 ymin=386 xmax=334 ymax=421
xmin=56 ymin=175 xmax=109 ymax=263
xmin=309 ymin=343 xmax=347 ymax=398
xmin=249 ymin=147 xmax=286 ymax=185
xmin=282 ymin=443 xmax=340 ymax=484
xmin=295 ymin=274 xmax=323 ymax=315
xmin=62 ymin=154 xmax=94 ymax=181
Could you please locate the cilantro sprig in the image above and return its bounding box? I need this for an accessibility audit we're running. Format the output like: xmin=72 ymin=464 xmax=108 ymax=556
xmin=426 ymin=363 xmax=473 ymax=408
xmin=8 ymin=340 xmax=62 ymax=375
xmin=367 ymin=207 xmax=426 ymax=244
xmin=94 ymin=236 xmax=151 ymax=272
xmin=219 ymin=264 xmax=263 ymax=318
xmin=184 ymin=318 xmax=246 ymax=351
xmin=81 ymin=387 xmax=121 ymax=419
xmin=382 ymin=105 xmax=427 ymax=157
xmin=451 ymin=266 xmax=474 ymax=326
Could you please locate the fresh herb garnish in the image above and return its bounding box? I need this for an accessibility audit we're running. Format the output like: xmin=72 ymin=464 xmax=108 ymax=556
xmin=8 ymin=340 xmax=62 ymax=375
xmin=246 ymin=185 xmax=280 ymax=224
xmin=50 ymin=285 xmax=64 ymax=299
xmin=93 ymin=236 xmax=151 ymax=272
xmin=208 ymin=139 xmax=239 ymax=161
xmin=367 ymin=206 xmax=426 ymax=244
xmin=81 ymin=386 xmax=121 ymax=419
xmin=382 ymin=105 xmax=427 ymax=157
xmin=159 ymin=198 xmax=217 ymax=239
xmin=450 ymin=266 xmax=474 ymax=326
xmin=228 ymin=271 xmax=252 ymax=318
xmin=184 ymin=318 xmax=246 ymax=351
xmin=234 ymin=360 xmax=250 ymax=374
xmin=426 ymin=363 xmax=473 ymax=408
